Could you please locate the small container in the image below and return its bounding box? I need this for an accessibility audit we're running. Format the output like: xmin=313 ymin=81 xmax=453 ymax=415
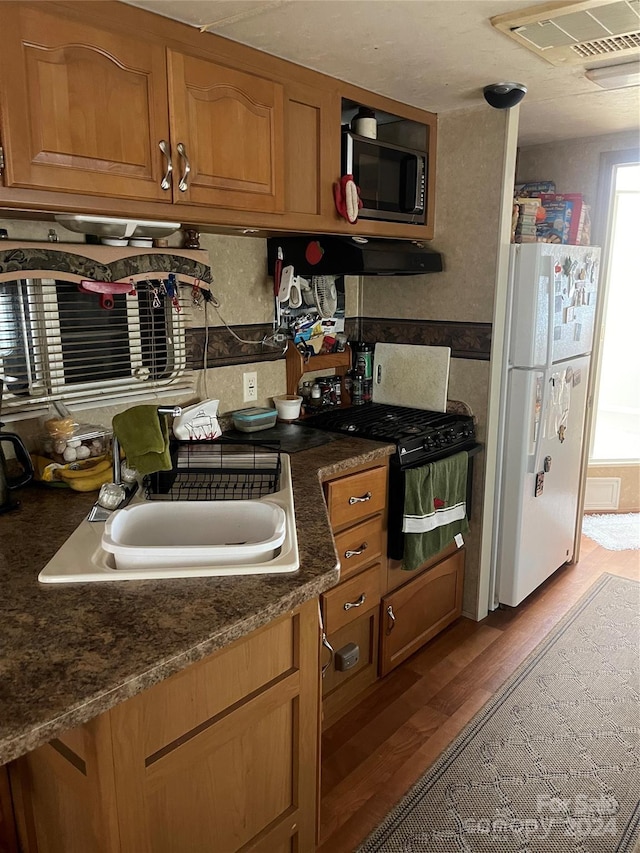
xmin=309 ymin=383 xmax=323 ymax=408
xmin=128 ymin=237 xmax=153 ymax=248
xmin=38 ymin=418 xmax=111 ymax=464
xmin=231 ymin=407 xmax=277 ymax=433
xmin=351 ymin=107 xmax=377 ymax=139
xmin=354 ymin=342 xmax=373 ymax=380
xmin=273 ymin=395 xmax=302 ymax=422
xmin=352 ymin=376 xmax=364 ymax=405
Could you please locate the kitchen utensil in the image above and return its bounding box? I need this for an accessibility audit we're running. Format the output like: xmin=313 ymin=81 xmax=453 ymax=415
xmin=0 ymin=432 xmax=33 ymax=513
xmin=372 ymin=343 xmax=450 ymax=412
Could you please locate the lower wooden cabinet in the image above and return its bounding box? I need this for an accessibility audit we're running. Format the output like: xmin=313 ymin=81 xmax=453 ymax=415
xmin=379 ymin=549 xmax=464 ymax=677
xmin=9 ymin=600 xmax=320 ymax=853
xmin=322 ymin=606 xmax=379 ymax=730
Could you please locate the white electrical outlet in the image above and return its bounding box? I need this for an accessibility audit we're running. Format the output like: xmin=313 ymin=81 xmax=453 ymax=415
xmin=243 ymin=371 xmax=258 ymax=402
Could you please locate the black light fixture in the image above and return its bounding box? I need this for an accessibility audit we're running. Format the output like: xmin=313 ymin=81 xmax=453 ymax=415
xmin=483 ymin=82 xmax=527 ymax=109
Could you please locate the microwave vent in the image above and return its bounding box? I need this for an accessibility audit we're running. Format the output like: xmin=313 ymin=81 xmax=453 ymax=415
xmin=491 ymin=0 xmax=640 ymax=66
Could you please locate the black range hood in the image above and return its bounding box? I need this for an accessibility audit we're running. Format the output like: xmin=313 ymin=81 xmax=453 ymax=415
xmin=267 ymin=235 xmax=443 ymax=277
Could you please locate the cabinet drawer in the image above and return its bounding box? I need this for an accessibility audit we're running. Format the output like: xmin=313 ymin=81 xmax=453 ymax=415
xmin=334 ymin=514 xmax=383 ymax=581
xmin=325 ymin=466 xmax=387 ymax=529
xmin=322 ymin=563 xmax=382 ymax=635
xmin=380 ymin=549 xmax=464 ymax=677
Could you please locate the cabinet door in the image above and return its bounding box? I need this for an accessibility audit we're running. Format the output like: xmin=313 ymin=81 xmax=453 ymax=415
xmin=109 ymin=602 xmax=318 ymax=853
xmin=0 ymin=3 xmax=171 ymax=202
xmin=168 ymin=50 xmax=284 ymax=212
xmin=380 ymin=549 xmax=464 ymax=677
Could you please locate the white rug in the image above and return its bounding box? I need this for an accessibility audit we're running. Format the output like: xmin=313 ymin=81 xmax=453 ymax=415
xmin=582 ymin=513 xmax=640 ymax=551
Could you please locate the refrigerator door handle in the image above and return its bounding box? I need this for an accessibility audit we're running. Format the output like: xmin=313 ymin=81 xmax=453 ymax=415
xmin=544 ymin=255 xmax=556 ymax=371
xmin=528 ymin=371 xmax=549 ymax=475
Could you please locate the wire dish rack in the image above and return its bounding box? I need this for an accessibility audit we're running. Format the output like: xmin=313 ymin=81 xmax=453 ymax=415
xmin=144 ymin=438 xmax=281 ymax=501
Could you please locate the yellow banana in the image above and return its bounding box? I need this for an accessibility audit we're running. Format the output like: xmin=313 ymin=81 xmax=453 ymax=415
xmin=65 ymin=469 xmax=113 ymax=492
xmin=56 ymin=456 xmax=111 ymax=482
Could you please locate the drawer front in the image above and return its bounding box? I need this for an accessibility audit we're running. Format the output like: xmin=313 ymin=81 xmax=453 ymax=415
xmin=322 ymin=563 xmax=382 ymax=635
xmin=334 ymin=514 xmax=383 ymax=581
xmin=380 ymin=549 xmax=464 ymax=677
xmin=325 ymin=466 xmax=387 ymax=529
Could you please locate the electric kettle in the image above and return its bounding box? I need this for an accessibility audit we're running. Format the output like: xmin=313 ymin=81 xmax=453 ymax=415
xmin=0 ymin=382 xmax=34 ymax=513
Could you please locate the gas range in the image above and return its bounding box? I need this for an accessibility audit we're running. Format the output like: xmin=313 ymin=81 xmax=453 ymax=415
xmin=301 ymin=403 xmax=476 ymax=469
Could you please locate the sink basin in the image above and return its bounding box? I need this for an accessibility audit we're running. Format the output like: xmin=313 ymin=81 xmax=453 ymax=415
xmin=38 ymin=456 xmax=299 ymax=583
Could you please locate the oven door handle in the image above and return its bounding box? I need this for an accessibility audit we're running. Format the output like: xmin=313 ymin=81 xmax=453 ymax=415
xmin=348 ymin=491 xmax=372 ymax=506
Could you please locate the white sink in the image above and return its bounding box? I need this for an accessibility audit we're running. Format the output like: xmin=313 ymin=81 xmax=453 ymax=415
xmin=38 ymin=455 xmax=299 ymax=583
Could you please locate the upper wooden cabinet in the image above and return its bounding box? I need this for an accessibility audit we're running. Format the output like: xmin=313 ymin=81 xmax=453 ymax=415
xmin=0 ymin=3 xmax=172 ymax=203
xmin=167 ymin=50 xmax=284 ymax=212
xmin=0 ymin=0 xmax=437 ymax=237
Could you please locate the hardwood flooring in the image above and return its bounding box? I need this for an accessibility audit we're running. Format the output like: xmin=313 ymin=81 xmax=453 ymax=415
xmin=318 ymin=535 xmax=640 ymax=852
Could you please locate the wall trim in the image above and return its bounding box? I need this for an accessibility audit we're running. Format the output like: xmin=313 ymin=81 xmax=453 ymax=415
xmin=187 ymin=324 xmax=285 ymax=369
xmin=358 ymin=317 xmax=492 ymax=360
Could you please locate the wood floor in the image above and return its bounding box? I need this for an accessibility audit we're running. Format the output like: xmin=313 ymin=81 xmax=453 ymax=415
xmin=318 ymin=535 xmax=640 ymax=852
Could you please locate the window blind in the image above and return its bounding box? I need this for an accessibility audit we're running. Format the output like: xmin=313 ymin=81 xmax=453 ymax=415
xmin=0 ymin=277 xmax=192 ymax=415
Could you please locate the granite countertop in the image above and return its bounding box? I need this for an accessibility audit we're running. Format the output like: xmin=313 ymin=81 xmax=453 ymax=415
xmin=0 ymin=436 xmax=393 ymax=766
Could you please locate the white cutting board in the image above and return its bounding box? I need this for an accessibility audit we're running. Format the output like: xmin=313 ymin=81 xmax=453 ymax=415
xmin=372 ymin=343 xmax=450 ymax=412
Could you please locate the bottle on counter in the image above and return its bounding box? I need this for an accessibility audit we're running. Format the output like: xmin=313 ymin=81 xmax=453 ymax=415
xmin=309 ymin=382 xmax=323 ymax=407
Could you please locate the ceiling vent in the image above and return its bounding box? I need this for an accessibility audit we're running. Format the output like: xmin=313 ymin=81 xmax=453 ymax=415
xmin=491 ymin=0 xmax=640 ymax=66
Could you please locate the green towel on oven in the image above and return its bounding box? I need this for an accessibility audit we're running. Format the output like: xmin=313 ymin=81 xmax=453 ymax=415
xmin=402 ymin=451 xmax=469 ymax=570
xmin=112 ymin=405 xmax=172 ymax=476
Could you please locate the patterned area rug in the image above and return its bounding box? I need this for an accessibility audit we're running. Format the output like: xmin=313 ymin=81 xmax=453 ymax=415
xmin=357 ymin=574 xmax=640 ymax=852
xmin=582 ymin=514 xmax=640 ymax=551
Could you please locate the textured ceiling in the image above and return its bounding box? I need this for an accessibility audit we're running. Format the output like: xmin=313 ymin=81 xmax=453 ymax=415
xmin=125 ymin=0 xmax=640 ymax=146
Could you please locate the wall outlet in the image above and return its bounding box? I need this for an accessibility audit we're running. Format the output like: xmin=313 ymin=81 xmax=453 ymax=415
xmin=243 ymin=371 xmax=258 ymax=402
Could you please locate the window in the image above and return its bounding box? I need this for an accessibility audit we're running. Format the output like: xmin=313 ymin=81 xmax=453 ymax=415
xmin=0 ymin=277 xmax=190 ymax=414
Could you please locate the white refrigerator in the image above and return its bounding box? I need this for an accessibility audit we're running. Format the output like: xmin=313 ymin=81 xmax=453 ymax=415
xmin=494 ymin=243 xmax=600 ymax=608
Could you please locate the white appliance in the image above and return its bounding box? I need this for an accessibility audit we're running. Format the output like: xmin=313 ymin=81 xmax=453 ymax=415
xmin=494 ymin=243 xmax=600 ymax=607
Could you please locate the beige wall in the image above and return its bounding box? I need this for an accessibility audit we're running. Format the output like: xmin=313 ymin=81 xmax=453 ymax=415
xmin=516 ymin=129 xmax=640 ymax=222
xmin=587 ymin=464 xmax=640 ymax=513
xmin=361 ymin=105 xmax=513 ymax=617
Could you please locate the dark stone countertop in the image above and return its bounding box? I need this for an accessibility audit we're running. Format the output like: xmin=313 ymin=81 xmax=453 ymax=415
xmin=0 ymin=436 xmax=393 ymax=766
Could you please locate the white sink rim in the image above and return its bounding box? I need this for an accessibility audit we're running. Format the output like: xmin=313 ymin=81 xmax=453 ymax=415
xmin=38 ymin=455 xmax=299 ymax=583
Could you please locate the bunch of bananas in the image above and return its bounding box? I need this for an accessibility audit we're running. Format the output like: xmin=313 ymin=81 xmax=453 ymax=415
xmin=32 ymin=454 xmax=113 ymax=492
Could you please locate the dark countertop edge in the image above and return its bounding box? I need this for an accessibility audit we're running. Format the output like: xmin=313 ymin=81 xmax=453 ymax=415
xmin=0 ymin=438 xmax=394 ymax=766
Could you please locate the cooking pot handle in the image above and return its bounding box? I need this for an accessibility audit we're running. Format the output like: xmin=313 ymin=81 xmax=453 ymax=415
xmin=0 ymin=433 xmax=34 ymax=488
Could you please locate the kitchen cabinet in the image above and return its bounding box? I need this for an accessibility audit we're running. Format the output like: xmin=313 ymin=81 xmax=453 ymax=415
xmin=379 ymin=549 xmax=464 ymax=677
xmin=0 ymin=1 xmax=438 ymax=238
xmin=0 ymin=4 xmax=284 ymax=214
xmin=167 ymin=50 xmax=284 ymax=212
xmin=320 ymin=461 xmax=388 ymax=728
xmin=0 ymin=3 xmax=171 ymax=203
xmin=8 ymin=600 xmax=320 ymax=853
xmin=0 ymin=766 xmax=18 ymax=853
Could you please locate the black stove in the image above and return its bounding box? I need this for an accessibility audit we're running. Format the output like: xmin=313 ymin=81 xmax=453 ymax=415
xmin=302 ymin=403 xmax=476 ymax=468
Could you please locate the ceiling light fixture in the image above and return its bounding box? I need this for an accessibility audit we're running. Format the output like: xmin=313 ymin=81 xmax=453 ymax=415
xmin=585 ymin=62 xmax=640 ymax=90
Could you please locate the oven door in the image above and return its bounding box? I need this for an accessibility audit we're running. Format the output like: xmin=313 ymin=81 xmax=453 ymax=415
xmin=343 ymin=132 xmax=426 ymax=224
xmin=387 ymin=444 xmax=481 ymax=561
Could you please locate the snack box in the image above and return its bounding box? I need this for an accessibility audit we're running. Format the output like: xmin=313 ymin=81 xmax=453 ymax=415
xmin=231 ymin=408 xmax=278 ymax=433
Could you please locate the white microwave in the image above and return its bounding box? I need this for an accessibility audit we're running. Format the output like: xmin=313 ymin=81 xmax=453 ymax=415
xmin=342 ymin=130 xmax=427 ymax=225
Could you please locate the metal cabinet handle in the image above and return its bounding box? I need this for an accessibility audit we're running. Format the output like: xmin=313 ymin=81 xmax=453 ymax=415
xmin=343 ymin=593 xmax=366 ymax=612
xmin=386 ymin=604 xmax=396 ymax=634
xmin=176 ymin=142 xmax=191 ymax=192
xmin=158 ymin=140 xmax=173 ymax=191
xmin=321 ymin=632 xmax=334 ymax=677
xmin=345 ymin=542 xmax=368 ymax=559
xmin=348 ymin=491 xmax=372 ymax=506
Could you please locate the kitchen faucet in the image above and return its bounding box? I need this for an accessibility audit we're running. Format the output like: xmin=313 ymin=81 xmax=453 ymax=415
xmin=88 ymin=406 xmax=182 ymax=521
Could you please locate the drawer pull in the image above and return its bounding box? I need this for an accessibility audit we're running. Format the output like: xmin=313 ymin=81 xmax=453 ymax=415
xmin=159 ymin=140 xmax=173 ymax=190
xmin=345 ymin=542 xmax=368 ymax=559
xmin=321 ymin=632 xmax=334 ymax=678
xmin=386 ymin=604 xmax=396 ymax=634
xmin=348 ymin=491 xmax=372 ymax=505
xmin=343 ymin=593 xmax=366 ymax=612
xmin=176 ymin=142 xmax=191 ymax=192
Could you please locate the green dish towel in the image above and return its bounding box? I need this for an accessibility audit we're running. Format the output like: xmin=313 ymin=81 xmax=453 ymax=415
xmin=112 ymin=405 xmax=172 ymax=476
xmin=402 ymin=450 xmax=469 ymax=571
